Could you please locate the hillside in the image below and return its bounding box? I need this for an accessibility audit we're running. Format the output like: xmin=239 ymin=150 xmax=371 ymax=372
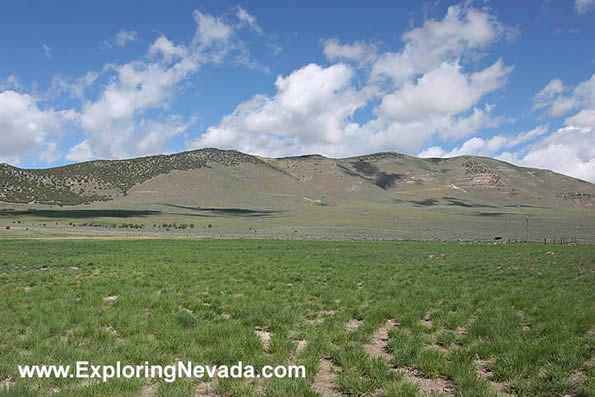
xmin=0 ymin=148 xmax=593 ymax=241
xmin=1 ymin=148 xmax=592 ymax=207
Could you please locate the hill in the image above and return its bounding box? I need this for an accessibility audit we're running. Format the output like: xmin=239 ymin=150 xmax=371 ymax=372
xmin=0 ymin=148 xmax=593 ymax=241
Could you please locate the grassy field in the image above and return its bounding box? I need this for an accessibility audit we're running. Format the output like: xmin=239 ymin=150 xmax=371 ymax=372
xmin=0 ymin=240 xmax=593 ymax=396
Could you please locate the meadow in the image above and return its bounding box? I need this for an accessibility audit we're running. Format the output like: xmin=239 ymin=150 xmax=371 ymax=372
xmin=0 ymin=239 xmax=592 ymax=396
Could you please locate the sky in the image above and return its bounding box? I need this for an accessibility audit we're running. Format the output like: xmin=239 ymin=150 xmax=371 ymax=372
xmin=1 ymin=0 xmax=594 ymax=182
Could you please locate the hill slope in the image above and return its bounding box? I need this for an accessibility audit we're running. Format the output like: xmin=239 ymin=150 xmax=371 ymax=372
xmin=1 ymin=148 xmax=593 ymax=241
xmin=1 ymin=148 xmax=592 ymax=207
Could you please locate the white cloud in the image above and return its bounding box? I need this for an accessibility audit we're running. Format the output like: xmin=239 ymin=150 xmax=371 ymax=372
xmin=533 ymin=78 xmax=564 ymax=109
xmin=497 ymin=73 xmax=595 ymax=182
xmin=0 ymin=90 xmax=68 ymax=159
xmin=191 ymin=5 xmax=513 ymax=157
xmin=575 ymin=0 xmax=594 ymax=14
xmin=533 ymin=74 xmax=595 ymax=117
xmin=428 ymin=90 xmax=594 ymax=182
xmin=565 ymin=109 xmax=595 ymax=128
xmin=418 ymin=125 xmax=548 ymax=158
xmin=377 ymin=60 xmax=511 ymax=121
xmin=323 ymin=39 xmax=376 ymax=62
xmin=500 ymin=126 xmax=595 ymax=182
xmin=65 ymin=140 xmax=93 ymax=162
xmin=52 ymin=71 xmax=99 ymax=99
xmin=190 ymin=63 xmax=368 ymax=157
xmin=236 ymin=6 xmax=262 ymax=34
xmin=135 ymin=116 xmax=194 ymax=156
xmin=0 ymin=75 xmax=21 ymax=91
xmin=148 ymin=36 xmax=187 ymax=61
xmin=39 ymin=141 xmax=60 ymax=164
xmin=69 ymin=9 xmax=243 ymax=160
xmin=42 ymin=44 xmax=52 ymax=58
xmin=115 ymin=29 xmax=137 ymax=47
xmin=193 ymin=10 xmax=233 ymax=46
xmin=371 ymin=4 xmax=514 ymax=86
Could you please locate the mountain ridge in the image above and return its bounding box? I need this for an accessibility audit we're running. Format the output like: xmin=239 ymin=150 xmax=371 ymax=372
xmin=0 ymin=148 xmax=593 ymax=207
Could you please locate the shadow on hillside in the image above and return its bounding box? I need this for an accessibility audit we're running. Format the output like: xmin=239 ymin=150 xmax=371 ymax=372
xmin=0 ymin=209 xmax=161 ymax=218
xmin=160 ymin=204 xmax=280 ymax=217
xmin=442 ymin=197 xmax=498 ymax=208
xmin=412 ymin=198 xmax=439 ymax=206
xmin=473 ymin=212 xmax=507 ymax=217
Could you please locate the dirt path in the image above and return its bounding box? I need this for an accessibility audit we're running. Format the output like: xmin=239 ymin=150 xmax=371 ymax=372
xmin=364 ymin=319 xmax=457 ymax=395
xmin=312 ymin=359 xmax=341 ymax=397
xmin=363 ymin=319 xmax=399 ymax=360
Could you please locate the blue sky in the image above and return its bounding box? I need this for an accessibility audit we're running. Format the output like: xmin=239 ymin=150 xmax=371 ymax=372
xmin=1 ymin=0 xmax=594 ymax=182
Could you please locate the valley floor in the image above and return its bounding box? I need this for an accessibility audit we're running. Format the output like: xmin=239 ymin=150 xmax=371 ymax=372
xmin=0 ymin=240 xmax=593 ymax=396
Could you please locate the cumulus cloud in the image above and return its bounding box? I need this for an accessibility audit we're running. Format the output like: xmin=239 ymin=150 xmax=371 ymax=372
xmin=65 ymin=140 xmax=93 ymax=162
xmin=0 ymin=90 xmax=71 ymax=160
xmin=371 ymin=5 xmax=514 ymax=86
xmin=115 ymin=29 xmax=137 ymax=47
xmin=533 ymin=74 xmax=595 ymax=117
xmin=377 ymin=60 xmax=511 ymax=121
xmin=135 ymin=116 xmax=194 ymax=157
xmin=191 ymin=63 xmax=367 ymax=157
xmin=499 ymin=126 xmax=595 ymax=182
xmin=66 ymin=9 xmax=254 ymax=161
xmin=191 ymin=5 xmax=513 ymax=157
xmin=423 ymin=70 xmax=595 ymax=182
xmin=418 ymin=125 xmax=548 ymax=158
xmin=39 ymin=141 xmax=61 ymax=164
xmin=495 ymin=74 xmax=595 ymax=181
xmin=575 ymin=0 xmax=594 ymax=14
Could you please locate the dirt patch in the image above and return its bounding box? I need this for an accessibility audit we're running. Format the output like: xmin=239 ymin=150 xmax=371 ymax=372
xmin=60 ymin=328 xmax=73 ymax=343
xmin=195 ymin=380 xmax=217 ymax=396
xmin=455 ymin=326 xmax=467 ymax=336
xmin=571 ymin=371 xmax=586 ymax=384
xmin=399 ymin=367 xmax=456 ymax=395
xmin=345 ymin=319 xmax=363 ymax=331
xmin=364 ymin=319 xmax=400 ymax=360
xmin=312 ymin=359 xmax=341 ymax=397
xmin=420 ymin=310 xmax=433 ymax=328
xmin=255 ymin=327 xmax=271 ymax=351
xmin=296 ymin=340 xmax=308 ymax=355
xmin=23 ymin=286 xmax=32 ymax=292
xmin=0 ymin=378 xmax=14 ymax=390
xmin=139 ymin=382 xmax=158 ymax=396
xmin=307 ymin=310 xmax=337 ymax=325
xmin=105 ymin=325 xmax=118 ymax=335
xmin=475 ymin=359 xmax=510 ymax=394
xmin=104 ymin=325 xmax=125 ymax=344
xmin=428 ymin=344 xmax=449 ymax=354
xmin=517 ymin=310 xmax=531 ymax=330
xmin=103 ymin=295 xmax=118 ymax=302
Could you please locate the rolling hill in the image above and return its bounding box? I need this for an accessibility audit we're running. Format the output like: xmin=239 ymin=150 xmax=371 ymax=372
xmin=1 ymin=148 xmax=593 ymax=241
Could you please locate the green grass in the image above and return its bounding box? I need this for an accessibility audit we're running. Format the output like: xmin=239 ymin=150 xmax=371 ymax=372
xmin=0 ymin=240 xmax=593 ymax=396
